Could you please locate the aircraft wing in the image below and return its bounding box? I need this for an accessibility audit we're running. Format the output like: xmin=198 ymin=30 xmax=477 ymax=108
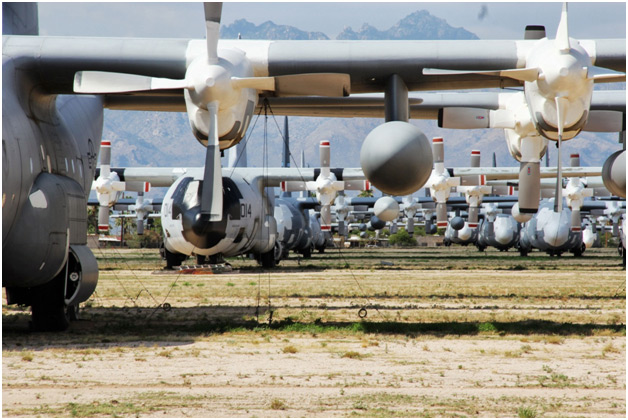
xmin=450 ymin=167 xmax=603 ymax=180
xmin=3 ymin=35 xmax=624 ymax=111
xmin=104 ymin=166 xmax=368 ymax=188
xmin=258 ymin=90 xmax=626 ymax=119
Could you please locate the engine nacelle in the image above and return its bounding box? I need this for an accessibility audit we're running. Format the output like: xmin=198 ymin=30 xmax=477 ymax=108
xmin=602 ymin=150 xmax=626 ymax=198
xmin=360 ymin=121 xmax=432 ymax=196
xmin=438 ymin=107 xmax=490 ymax=129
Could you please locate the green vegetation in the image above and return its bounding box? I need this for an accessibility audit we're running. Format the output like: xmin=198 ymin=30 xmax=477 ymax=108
xmin=388 ymin=228 xmax=417 ymax=247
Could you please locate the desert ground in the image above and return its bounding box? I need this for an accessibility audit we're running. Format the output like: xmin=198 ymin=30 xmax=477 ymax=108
xmin=3 ymin=246 xmax=626 ymax=417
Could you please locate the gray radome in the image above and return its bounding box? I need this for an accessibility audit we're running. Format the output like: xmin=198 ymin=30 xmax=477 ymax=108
xmin=374 ymin=196 xmax=400 ymax=222
xmin=360 ymin=121 xmax=432 ymax=196
xmin=450 ymin=216 xmax=465 ymax=231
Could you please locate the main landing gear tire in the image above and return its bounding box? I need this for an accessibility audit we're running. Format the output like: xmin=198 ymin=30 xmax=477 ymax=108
xmin=30 ymin=274 xmax=69 ymax=332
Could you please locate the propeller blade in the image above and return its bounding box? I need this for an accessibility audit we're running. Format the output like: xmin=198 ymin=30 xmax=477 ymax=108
xmin=99 ymin=140 xmax=111 ymax=178
xmin=423 ymin=67 xmax=539 ymax=82
xmin=320 ymin=140 xmax=330 ymax=178
xmin=338 ymin=220 xmax=346 ymax=237
xmin=125 ymin=181 xmax=151 ymax=193
xmin=280 ymin=180 xmax=307 ymax=192
xmin=436 ymin=202 xmax=448 ymax=229
xmin=518 ymin=161 xmax=541 ymax=213
xmin=459 ymin=175 xmax=486 ymax=186
xmin=406 ymin=216 xmax=415 ymax=236
xmin=200 ymin=101 xmax=223 ymax=221
xmin=587 ymin=66 xmax=626 ymax=82
xmin=432 ymin=137 xmax=445 ymax=173
xmin=74 ymin=71 xmax=189 ymax=94
xmin=571 ymin=208 xmax=582 ymax=232
xmin=470 ymin=150 xmax=481 ymax=168
xmin=320 ymin=205 xmax=331 ymax=231
xmin=98 ymin=205 xmax=110 ymax=233
xmin=343 ymin=180 xmax=371 ymax=191
xmin=555 ymin=2 xmax=571 ymax=52
xmin=468 ymin=206 xmax=479 ymax=229
xmin=136 ymin=218 xmax=145 ymax=236
xmin=204 ymin=2 xmax=223 ymax=63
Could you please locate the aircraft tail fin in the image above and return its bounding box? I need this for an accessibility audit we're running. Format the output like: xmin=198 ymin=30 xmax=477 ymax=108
xmin=2 ymin=2 xmax=39 ymax=35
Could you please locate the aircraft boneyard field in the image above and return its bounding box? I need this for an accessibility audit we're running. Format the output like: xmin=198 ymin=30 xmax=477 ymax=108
xmin=2 ymin=246 xmax=625 ymax=418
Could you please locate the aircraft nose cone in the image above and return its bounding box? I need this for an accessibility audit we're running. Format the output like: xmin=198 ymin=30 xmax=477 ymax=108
xmin=494 ymin=218 xmax=513 ymax=244
xmin=543 ymin=212 xmax=569 ymax=247
xmin=457 ymin=225 xmax=472 ymax=241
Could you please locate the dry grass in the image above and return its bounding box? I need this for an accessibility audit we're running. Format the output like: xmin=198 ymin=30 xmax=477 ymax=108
xmin=2 ymin=246 xmax=625 ymax=418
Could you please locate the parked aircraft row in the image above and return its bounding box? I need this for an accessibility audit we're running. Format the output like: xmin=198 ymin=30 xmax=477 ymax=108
xmin=3 ymin=2 xmax=625 ymax=329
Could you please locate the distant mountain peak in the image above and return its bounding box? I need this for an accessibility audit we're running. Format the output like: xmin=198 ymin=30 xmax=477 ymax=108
xmin=220 ymin=19 xmax=329 ymax=40
xmin=337 ymin=9 xmax=478 ymax=40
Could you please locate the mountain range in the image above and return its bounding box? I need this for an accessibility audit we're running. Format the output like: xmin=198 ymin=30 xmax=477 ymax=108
xmin=103 ymin=10 xmax=622 ymax=193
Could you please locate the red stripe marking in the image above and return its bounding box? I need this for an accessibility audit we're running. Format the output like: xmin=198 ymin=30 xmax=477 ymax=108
xmin=320 ymin=141 xmax=330 ymax=146
xmin=437 ymin=222 xmax=448 ymax=228
xmin=480 ymin=175 xmax=486 ymax=185
xmin=571 ymin=227 xmax=581 ymax=232
xmin=468 ymin=223 xmax=478 ymax=228
xmin=471 ymin=150 xmax=480 ymax=155
xmin=570 ymin=154 xmax=579 ymax=158
xmin=98 ymin=225 xmax=109 ymax=231
xmin=365 ymin=181 xmax=371 ymax=190
xmin=144 ymin=182 xmax=150 ymax=193
xmin=432 ymin=137 xmax=443 ymax=143
xmin=321 ymin=225 xmax=331 ymax=231
xmin=101 ymin=141 xmax=111 ymax=146
xmin=280 ymin=181 xmax=286 ymax=191
xmin=509 ymin=187 xmax=514 ymax=195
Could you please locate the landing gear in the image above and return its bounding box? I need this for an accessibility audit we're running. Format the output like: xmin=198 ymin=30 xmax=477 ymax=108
xmin=257 ymin=249 xmax=276 ymax=268
xmin=30 ymin=273 xmax=69 ymax=332
xmin=519 ymin=248 xmax=529 ymax=257
xmin=164 ymin=245 xmax=187 ymax=269
xmin=572 ymin=243 xmax=586 ymax=257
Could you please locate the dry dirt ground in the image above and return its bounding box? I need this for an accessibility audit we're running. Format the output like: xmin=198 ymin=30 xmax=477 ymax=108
xmin=3 ymin=247 xmax=626 ymax=417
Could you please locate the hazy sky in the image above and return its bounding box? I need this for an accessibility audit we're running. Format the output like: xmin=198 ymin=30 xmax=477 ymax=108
xmin=38 ymin=2 xmax=625 ymax=40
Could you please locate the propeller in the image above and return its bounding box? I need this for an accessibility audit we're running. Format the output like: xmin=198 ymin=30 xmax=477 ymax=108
xmin=425 ymin=137 xmax=459 ymax=229
xmin=332 ymin=194 xmax=353 ymax=238
xmin=74 ymin=3 xmax=350 ymax=223
xmin=93 ymin=140 xmax=150 ymax=233
xmin=401 ymin=195 xmax=421 ymax=236
xmin=424 ymin=3 xmax=625 ymax=213
xmin=129 ymin=191 xmax=155 ymax=236
xmin=281 ymin=140 xmax=369 ymax=232
xmin=457 ymin=149 xmax=492 ymax=229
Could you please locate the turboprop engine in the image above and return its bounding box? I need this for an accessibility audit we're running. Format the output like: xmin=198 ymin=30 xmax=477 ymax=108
xmin=360 ymin=121 xmax=433 ymax=196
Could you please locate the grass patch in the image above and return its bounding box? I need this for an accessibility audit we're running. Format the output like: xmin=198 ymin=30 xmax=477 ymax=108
xmin=282 ymin=345 xmax=298 ymax=354
xmin=269 ymin=398 xmax=287 ymax=410
xmin=517 ymin=405 xmax=537 ymax=418
xmin=342 ymin=351 xmax=366 ymax=359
